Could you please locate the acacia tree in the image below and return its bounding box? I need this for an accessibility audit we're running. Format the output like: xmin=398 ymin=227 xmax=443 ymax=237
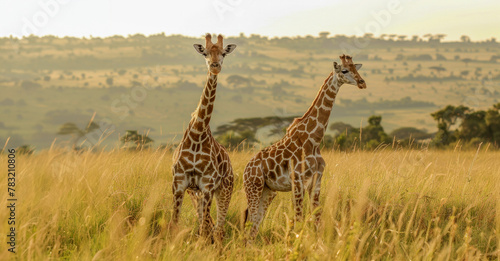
xmin=458 ymin=103 xmax=500 ymax=145
xmin=429 ymin=66 xmax=446 ymax=74
xmin=214 ymin=116 xmax=298 ymax=148
xmin=485 ymin=104 xmax=500 ymax=143
xmin=57 ymin=121 xmax=100 ymax=150
xmin=431 ymin=105 xmax=469 ymax=146
xmin=120 ymin=130 xmax=154 ymax=150
xmin=328 ymin=116 xmax=391 ymax=150
xmin=431 ymin=104 xmax=500 ymax=147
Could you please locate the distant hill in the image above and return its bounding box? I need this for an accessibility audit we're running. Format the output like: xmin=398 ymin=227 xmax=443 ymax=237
xmin=0 ymin=33 xmax=499 ymax=149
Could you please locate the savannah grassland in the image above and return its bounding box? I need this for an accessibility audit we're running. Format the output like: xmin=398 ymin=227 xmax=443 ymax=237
xmin=1 ymin=147 xmax=499 ymax=260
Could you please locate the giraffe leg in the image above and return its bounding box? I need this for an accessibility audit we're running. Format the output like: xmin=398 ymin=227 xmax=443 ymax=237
xmin=187 ymin=190 xmax=201 ymax=222
xmin=292 ymin=169 xmax=305 ymax=223
xmin=245 ymin=186 xmax=277 ymax=243
xmin=172 ymin=173 xmax=189 ymax=224
xmin=255 ymin=186 xmax=277 ymax=233
xmin=188 ymin=190 xmax=214 ymax=235
xmin=259 ymin=186 xmax=277 ymax=219
xmin=309 ymin=155 xmax=325 ymax=228
xmin=308 ymin=173 xmax=323 ymax=228
xmin=213 ymin=170 xmax=234 ymax=243
xmin=243 ymin=164 xmax=265 ymax=243
xmin=199 ymin=190 xmax=215 ymax=239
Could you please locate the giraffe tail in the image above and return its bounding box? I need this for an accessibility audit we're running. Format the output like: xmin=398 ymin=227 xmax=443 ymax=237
xmin=243 ymin=208 xmax=249 ymax=224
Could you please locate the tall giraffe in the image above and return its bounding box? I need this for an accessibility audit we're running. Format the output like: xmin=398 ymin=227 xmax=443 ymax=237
xmin=171 ymin=34 xmax=237 ymax=242
xmin=243 ymin=55 xmax=366 ymax=241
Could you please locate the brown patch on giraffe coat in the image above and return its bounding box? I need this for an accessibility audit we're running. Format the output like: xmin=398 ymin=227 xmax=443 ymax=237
xmin=202 ymin=97 xmax=209 ymax=106
xmin=184 ymin=137 xmax=192 ymax=149
xmin=323 ymin=97 xmax=333 ymax=108
xmin=200 ymin=154 xmax=211 ymax=162
xmin=186 ymin=152 xmax=194 ymax=162
xmin=267 ymin=169 xmax=277 ymax=181
xmin=190 ymin=132 xmax=200 ymax=141
xmin=296 ymin=131 xmax=309 ymax=144
xmin=283 ymin=149 xmax=292 ymax=159
xmin=206 ymin=104 xmax=214 ymax=115
xmin=317 ymin=107 xmax=329 ymax=123
xmin=325 ymin=89 xmax=336 ymax=98
xmin=306 ymin=119 xmax=316 ymax=132
xmin=204 ymin=86 xmax=211 ymax=97
xmin=202 ymin=145 xmax=211 ymax=154
xmin=276 ymin=153 xmax=283 ymax=163
xmin=179 ymin=157 xmax=193 ymax=170
xmin=266 ymin=158 xmax=275 ymax=170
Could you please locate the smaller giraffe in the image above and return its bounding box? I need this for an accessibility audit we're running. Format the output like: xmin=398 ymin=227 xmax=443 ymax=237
xmin=243 ymin=55 xmax=366 ymax=242
xmin=171 ymin=34 xmax=237 ymax=242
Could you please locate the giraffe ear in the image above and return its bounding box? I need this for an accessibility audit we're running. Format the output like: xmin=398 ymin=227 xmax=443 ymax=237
xmin=333 ymin=61 xmax=342 ymax=73
xmin=355 ymin=64 xmax=363 ymax=70
xmin=223 ymin=44 xmax=237 ymax=56
xmin=193 ymin=44 xmax=206 ymax=56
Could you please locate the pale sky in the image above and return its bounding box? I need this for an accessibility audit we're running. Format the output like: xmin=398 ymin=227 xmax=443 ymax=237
xmin=0 ymin=0 xmax=499 ymax=41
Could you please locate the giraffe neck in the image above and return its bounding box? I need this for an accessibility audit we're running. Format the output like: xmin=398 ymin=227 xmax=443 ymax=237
xmin=189 ymin=72 xmax=218 ymax=133
xmin=291 ymin=72 xmax=343 ymax=143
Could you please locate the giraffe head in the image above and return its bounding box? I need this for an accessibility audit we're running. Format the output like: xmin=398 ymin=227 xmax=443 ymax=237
xmin=333 ymin=54 xmax=366 ymax=89
xmin=193 ymin=34 xmax=237 ymax=75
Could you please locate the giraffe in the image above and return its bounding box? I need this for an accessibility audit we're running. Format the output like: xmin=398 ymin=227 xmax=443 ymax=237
xmin=171 ymin=34 xmax=237 ymax=242
xmin=243 ymin=55 xmax=366 ymax=242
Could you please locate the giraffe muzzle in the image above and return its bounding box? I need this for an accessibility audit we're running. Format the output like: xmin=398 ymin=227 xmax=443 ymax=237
xmin=209 ymin=63 xmax=221 ymax=74
xmin=357 ymin=79 xmax=366 ymax=89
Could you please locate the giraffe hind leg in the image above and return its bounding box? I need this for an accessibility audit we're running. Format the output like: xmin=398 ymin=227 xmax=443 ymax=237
xmin=187 ymin=190 xmax=214 ymax=236
xmin=257 ymin=186 xmax=277 ymax=228
xmin=199 ymin=191 xmax=215 ymax=240
xmin=213 ymin=170 xmax=234 ymax=243
xmin=244 ymin=165 xmax=265 ymax=243
xmin=172 ymin=172 xmax=189 ymax=224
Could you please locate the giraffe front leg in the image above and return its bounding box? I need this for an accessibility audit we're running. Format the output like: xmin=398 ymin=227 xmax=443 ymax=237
xmin=172 ymin=172 xmax=188 ymax=224
xmin=292 ymin=169 xmax=305 ymax=224
xmin=309 ymin=155 xmax=325 ymax=229
xmin=308 ymin=173 xmax=323 ymax=229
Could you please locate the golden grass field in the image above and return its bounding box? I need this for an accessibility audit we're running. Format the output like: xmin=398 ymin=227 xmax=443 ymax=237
xmin=1 ymin=147 xmax=500 ymax=260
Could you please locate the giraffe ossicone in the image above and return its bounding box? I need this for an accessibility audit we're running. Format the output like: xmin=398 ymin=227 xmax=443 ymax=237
xmin=171 ymin=34 xmax=237 ymax=243
xmin=243 ymin=54 xmax=366 ymax=243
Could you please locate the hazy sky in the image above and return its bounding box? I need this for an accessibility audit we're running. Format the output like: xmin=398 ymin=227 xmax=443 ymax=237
xmin=0 ymin=0 xmax=499 ymax=40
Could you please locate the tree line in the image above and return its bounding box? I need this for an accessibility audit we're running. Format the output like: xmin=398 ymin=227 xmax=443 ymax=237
xmin=7 ymin=103 xmax=499 ymax=153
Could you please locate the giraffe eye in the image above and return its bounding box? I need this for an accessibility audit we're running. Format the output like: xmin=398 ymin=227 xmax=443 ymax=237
xmin=341 ymin=69 xmax=349 ymax=74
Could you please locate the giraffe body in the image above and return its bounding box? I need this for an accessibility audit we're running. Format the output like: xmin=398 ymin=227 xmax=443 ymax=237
xmin=243 ymin=55 xmax=366 ymax=241
xmin=171 ymin=34 xmax=236 ymax=242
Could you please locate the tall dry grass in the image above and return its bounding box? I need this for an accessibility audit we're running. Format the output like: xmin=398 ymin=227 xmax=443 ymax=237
xmin=1 ymin=147 xmax=499 ymax=260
